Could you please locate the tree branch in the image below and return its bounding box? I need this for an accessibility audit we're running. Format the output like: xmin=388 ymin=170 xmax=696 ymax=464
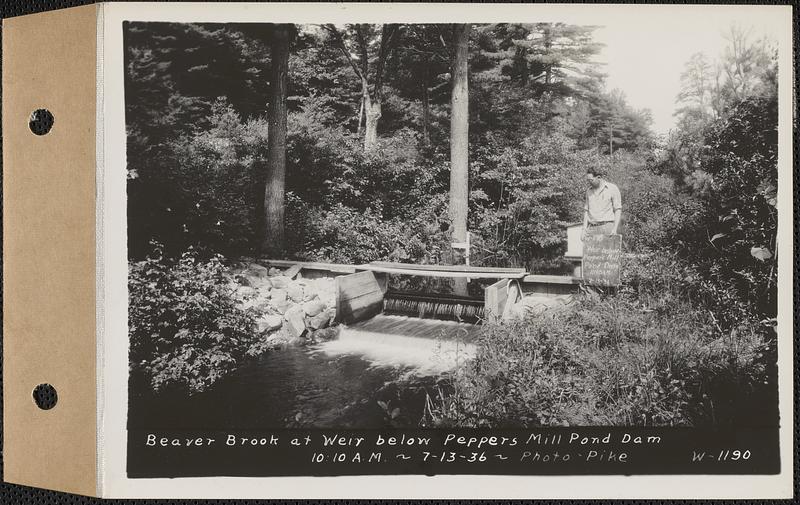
xmin=323 ymin=24 xmax=365 ymax=81
xmin=373 ymin=24 xmax=399 ymax=100
xmin=355 ymin=24 xmax=370 ymax=78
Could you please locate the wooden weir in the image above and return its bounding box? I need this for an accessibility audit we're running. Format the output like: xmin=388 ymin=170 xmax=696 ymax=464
xmin=338 ymin=262 xmax=526 ymax=324
xmin=334 ymin=270 xmax=385 ymax=324
xmin=259 ymin=259 xmax=580 ymax=324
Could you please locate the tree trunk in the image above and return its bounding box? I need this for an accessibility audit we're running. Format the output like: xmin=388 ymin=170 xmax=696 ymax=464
xmin=422 ymin=64 xmax=431 ymax=145
xmin=356 ymin=96 xmax=364 ymax=136
xmin=262 ymin=24 xmax=291 ymax=256
xmin=543 ymin=26 xmax=552 ymax=86
xmin=450 ymin=24 xmax=470 ymax=296
xmin=449 ymin=24 xmax=470 ymax=245
xmin=363 ymin=83 xmax=381 ymax=151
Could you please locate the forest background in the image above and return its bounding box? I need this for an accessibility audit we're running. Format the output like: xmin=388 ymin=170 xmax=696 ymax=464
xmin=125 ymin=22 xmax=780 ymax=427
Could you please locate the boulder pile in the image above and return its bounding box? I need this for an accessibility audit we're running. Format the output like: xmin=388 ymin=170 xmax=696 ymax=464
xmin=231 ymin=263 xmax=339 ymax=348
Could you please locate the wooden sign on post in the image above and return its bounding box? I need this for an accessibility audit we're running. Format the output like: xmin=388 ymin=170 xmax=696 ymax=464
xmin=582 ymin=234 xmax=622 ymax=286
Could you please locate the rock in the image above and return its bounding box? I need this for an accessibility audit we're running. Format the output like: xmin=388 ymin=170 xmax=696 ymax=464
xmin=245 ymin=274 xmax=272 ymax=293
xmin=287 ymin=282 xmax=305 ymax=302
xmin=234 ymin=274 xmax=252 ymax=287
xmin=312 ymin=326 xmax=339 ymax=342
xmin=236 ymin=286 xmax=257 ymax=298
xmin=302 ymin=299 xmax=325 ymax=317
xmin=245 ymin=263 xmax=270 ymax=278
xmin=286 ymin=336 xmax=305 ymax=346
xmin=268 ymin=267 xmax=281 ymax=276
xmin=257 ymin=314 xmax=283 ymax=333
xmin=271 ymin=289 xmax=288 ymax=313
xmin=271 ymin=275 xmax=290 ymax=289
xmin=283 ymin=264 xmax=303 ymax=279
xmin=284 ymin=305 xmax=307 ymax=338
xmin=256 ymin=283 xmax=272 ymax=297
xmin=307 ymin=310 xmax=332 ymax=330
xmin=265 ymin=328 xmax=293 ymax=347
xmin=242 ymin=297 xmax=270 ymax=312
xmin=311 ymin=278 xmax=332 ymax=291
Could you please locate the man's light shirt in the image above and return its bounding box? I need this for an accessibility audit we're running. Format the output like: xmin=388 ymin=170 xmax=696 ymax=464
xmin=584 ymin=180 xmax=621 ymax=223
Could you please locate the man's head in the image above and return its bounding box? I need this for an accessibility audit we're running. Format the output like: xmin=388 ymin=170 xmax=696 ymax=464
xmin=586 ymin=167 xmax=605 ymax=189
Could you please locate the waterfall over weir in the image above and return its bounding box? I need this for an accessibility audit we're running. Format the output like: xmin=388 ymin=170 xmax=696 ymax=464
xmin=317 ymin=315 xmax=479 ymax=376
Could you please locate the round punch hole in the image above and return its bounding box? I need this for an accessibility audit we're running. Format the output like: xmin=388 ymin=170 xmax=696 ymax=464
xmin=32 ymin=383 xmax=58 ymax=410
xmin=29 ymin=108 xmax=54 ymax=135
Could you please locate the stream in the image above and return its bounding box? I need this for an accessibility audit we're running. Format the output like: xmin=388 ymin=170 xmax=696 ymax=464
xmin=128 ymin=315 xmax=480 ymax=430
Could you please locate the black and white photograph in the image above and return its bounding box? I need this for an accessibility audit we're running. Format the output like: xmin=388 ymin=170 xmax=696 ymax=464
xmin=116 ymin=4 xmax=791 ymax=489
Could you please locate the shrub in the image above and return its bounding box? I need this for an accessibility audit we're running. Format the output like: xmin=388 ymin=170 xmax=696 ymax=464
xmin=631 ymin=95 xmax=778 ymax=323
xmin=425 ymin=253 xmax=771 ymax=427
xmin=129 ymin=244 xmax=259 ymax=394
xmin=601 ymin=152 xmax=685 ymax=253
xmin=287 ymin=194 xmax=453 ymax=266
xmin=128 ymin=99 xmax=268 ymax=259
xmin=469 ymin=132 xmax=587 ymax=267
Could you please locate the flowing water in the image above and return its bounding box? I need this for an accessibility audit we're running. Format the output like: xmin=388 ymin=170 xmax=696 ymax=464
xmin=129 ymin=315 xmax=480 ymax=430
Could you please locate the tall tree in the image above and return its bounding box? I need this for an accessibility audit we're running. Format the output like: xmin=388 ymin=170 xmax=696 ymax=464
xmin=449 ymin=24 xmax=470 ymax=245
xmin=676 ymin=52 xmax=717 ymax=122
xmin=478 ymin=23 xmax=603 ymax=98
xmin=262 ymin=24 xmax=293 ymax=256
xmin=391 ymin=25 xmax=451 ymax=145
xmin=448 ymin=24 xmax=471 ymax=295
xmin=666 ymin=27 xmax=776 ymax=186
xmin=323 ymin=24 xmax=401 ymax=151
xmin=719 ymin=26 xmax=774 ymax=105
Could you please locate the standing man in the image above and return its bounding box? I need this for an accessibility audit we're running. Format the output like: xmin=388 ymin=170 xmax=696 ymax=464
xmin=581 ymin=167 xmax=621 ymax=241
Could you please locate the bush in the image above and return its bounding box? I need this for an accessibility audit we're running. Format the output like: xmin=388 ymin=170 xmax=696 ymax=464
xmin=600 ymin=152 xmax=684 ymax=253
xmin=425 ymin=253 xmax=771 ymax=427
xmin=469 ymin=132 xmax=587 ymax=267
xmin=128 ymin=99 xmax=268 ymax=259
xmin=633 ymin=95 xmax=778 ymax=322
xmin=129 ymin=244 xmax=259 ymax=394
xmin=286 ymin=194 xmax=453 ymax=265
xmin=287 ymin=105 xmax=442 ymax=221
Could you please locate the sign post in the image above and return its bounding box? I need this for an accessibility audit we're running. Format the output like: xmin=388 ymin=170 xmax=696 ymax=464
xmin=452 ymin=231 xmax=471 ymax=282
xmin=582 ymin=234 xmax=622 ymax=286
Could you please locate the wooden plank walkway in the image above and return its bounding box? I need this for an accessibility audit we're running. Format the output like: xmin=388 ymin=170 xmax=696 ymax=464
xmin=357 ymin=261 xmax=527 ymax=279
xmin=258 ymin=259 xmax=584 ymax=284
xmin=258 ymin=259 xmax=357 ymax=273
xmin=522 ymin=274 xmax=582 ymax=284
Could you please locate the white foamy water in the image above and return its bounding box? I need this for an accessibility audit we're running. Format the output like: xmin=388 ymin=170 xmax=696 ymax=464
xmin=316 ymin=315 xmax=479 ymax=376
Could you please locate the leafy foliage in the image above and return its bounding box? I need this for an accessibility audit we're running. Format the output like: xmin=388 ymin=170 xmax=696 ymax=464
xmin=470 ymin=130 xmax=587 ymax=266
xmin=128 ymin=99 xmax=269 ymax=258
xmin=425 ymin=254 xmax=771 ymax=427
xmin=645 ymin=94 xmax=778 ymax=323
xmin=287 ymin=199 xmax=452 ymax=265
xmin=125 ymin=22 xmax=655 ymax=264
xmin=129 ymin=245 xmax=260 ymax=394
